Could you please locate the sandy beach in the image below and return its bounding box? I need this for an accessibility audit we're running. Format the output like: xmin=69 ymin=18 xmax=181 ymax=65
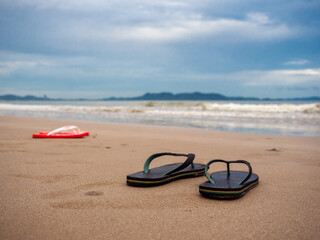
xmin=0 ymin=115 xmax=319 ymax=239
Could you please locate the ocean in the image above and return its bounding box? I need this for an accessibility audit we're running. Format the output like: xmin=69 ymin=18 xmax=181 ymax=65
xmin=0 ymin=100 xmax=319 ymax=137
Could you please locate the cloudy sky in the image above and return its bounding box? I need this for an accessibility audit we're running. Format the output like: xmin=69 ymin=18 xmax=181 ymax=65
xmin=0 ymin=0 xmax=319 ymax=98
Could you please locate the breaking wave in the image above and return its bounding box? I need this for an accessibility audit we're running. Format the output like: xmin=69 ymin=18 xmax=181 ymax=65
xmin=0 ymin=100 xmax=319 ymax=136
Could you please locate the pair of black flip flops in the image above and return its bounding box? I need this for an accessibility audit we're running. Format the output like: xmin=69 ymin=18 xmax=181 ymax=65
xmin=127 ymin=152 xmax=259 ymax=199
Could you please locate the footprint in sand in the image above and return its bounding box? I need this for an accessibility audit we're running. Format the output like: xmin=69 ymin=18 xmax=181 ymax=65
xmin=267 ymin=148 xmax=281 ymax=152
xmin=85 ymin=191 xmax=104 ymax=196
xmin=42 ymin=180 xmax=114 ymax=199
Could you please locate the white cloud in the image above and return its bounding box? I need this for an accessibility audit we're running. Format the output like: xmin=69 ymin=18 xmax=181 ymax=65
xmin=0 ymin=0 xmax=299 ymax=44
xmin=2 ymin=51 xmax=319 ymax=89
xmin=0 ymin=52 xmax=56 ymax=75
xmin=60 ymin=12 xmax=293 ymax=44
xmin=175 ymin=68 xmax=320 ymax=86
xmin=0 ymin=51 xmax=86 ymax=77
xmin=0 ymin=61 xmax=38 ymax=75
xmin=246 ymin=12 xmax=272 ymax=25
xmin=1 ymin=0 xmax=193 ymax=11
xmin=243 ymin=69 xmax=320 ymax=86
xmin=0 ymin=51 xmax=164 ymax=80
xmin=284 ymin=59 xmax=310 ymax=65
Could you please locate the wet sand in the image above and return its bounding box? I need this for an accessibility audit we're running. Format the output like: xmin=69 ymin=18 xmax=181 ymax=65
xmin=0 ymin=115 xmax=319 ymax=239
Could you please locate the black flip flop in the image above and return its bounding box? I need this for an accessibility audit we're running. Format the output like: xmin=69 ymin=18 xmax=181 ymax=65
xmin=127 ymin=152 xmax=205 ymax=187
xmin=199 ymin=159 xmax=259 ymax=199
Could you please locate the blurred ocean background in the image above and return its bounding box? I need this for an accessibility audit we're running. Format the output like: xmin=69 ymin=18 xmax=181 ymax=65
xmin=1 ymin=100 xmax=319 ymax=137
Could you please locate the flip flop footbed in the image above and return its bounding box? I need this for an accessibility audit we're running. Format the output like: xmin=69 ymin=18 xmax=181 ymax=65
xmin=199 ymin=170 xmax=259 ymax=199
xmin=33 ymin=125 xmax=89 ymax=138
xmin=127 ymin=163 xmax=205 ymax=187
xmin=33 ymin=131 xmax=89 ymax=138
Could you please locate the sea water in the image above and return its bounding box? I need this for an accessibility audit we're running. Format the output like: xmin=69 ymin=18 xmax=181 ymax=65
xmin=0 ymin=100 xmax=319 ymax=137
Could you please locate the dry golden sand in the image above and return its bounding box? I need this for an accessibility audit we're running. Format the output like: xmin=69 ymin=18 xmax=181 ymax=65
xmin=0 ymin=115 xmax=320 ymax=239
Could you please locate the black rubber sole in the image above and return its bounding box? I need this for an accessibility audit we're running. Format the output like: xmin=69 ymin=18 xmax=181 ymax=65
xmin=127 ymin=170 xmax=205 ymax=187
xmin=199 ymin=180 xmax=259 ymax=199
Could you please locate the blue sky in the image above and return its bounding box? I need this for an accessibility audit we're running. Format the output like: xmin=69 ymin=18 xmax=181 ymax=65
xmin=0 ymin=0 xmax=319 ymax=98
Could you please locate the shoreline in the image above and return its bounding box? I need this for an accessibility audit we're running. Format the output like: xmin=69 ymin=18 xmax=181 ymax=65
xmin=1 ymin=100 xmax=320 ymax=137
xmin=1 ymin=112 xmax=319 ymax=138
xmin=1 ymin=115 xmax=320 ymax=239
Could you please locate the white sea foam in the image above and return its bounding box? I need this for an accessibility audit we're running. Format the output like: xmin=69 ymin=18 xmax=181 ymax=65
xmin=0 ymin=101 xmax=319 ymax=114
xmin=1 ymin=101 xmax=319 ymax=136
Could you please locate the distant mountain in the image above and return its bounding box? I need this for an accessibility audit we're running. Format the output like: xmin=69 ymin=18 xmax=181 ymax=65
xmin=0 ymin=94 xmax=80 ymax=101
xmin=1 ymin=93 xmax=320 ymax=101
xmin=104 ymin=92 xmax=320 ymax=101
xmin=105 ymin=92 xmax=231 ymax=101
xmin=0 ymin=94 xmax=50 ymax=101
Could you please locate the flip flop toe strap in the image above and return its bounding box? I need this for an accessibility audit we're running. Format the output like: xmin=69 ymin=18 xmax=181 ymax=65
xmin=205 ymin=159 xmax=252 ymax=185
xmin=47 ymin=125 xmax=81 ymax=136
xmin=143 ymin=152 xmax=195 ymax=175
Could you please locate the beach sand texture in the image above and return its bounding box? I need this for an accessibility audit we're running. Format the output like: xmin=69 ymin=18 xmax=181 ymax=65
xmin=0 ymin=115 xmax=320 ymax=239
